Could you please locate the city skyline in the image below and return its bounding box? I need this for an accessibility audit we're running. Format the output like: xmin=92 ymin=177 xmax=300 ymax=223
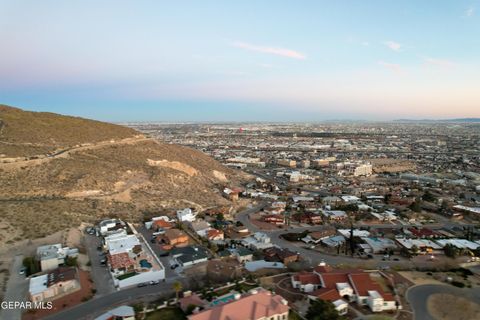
xmin=1 ymin=1 xmax=480 ymax=121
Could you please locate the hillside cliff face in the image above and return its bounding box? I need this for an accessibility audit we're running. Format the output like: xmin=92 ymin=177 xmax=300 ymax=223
xmin=0 ymin=105 xmax=247 ymax=242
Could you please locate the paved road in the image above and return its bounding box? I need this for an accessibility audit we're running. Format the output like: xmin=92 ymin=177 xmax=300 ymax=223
xmin=84 ymin=234 xmax=115 ymax=296
xmin=406 ymin=284 xmax=480 ymax=320
xmin=44 ymin=277 xmax=186 ymax=320
xmin=236 ymin=204 xmax=414 ymax=268
xmin=0 ymin=254 xmax=28 ymax=320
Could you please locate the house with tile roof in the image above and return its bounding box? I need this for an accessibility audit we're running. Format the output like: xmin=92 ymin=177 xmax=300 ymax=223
xmin=29 ymin=267 xmax=80 ymax=303
xmin=291 ymin=262 xmax=397 ymax=314
xmin=152 ymin=219 xmax=173 ymax=231
xmin=187 ymin=288 xmax=289 ymax=320
xmin=206 ymin=229 xmax=224 ymax=241
xmin=107 ymin=252 xmax=136 ymax=276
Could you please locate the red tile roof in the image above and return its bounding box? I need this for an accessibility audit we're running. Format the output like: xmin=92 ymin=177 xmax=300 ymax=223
xmin=314 ymin=264 xmax=333 ymax=273
xmin=408 ymin=227 xmax=438 ymax=238
xmin=295 ymin=272 xmax=321 ymax=285
xmin=321 ymin=273 xmax=350 ymax=288
xmin=153 ymin=219 xmax=173 ymax=229
xmin=309 ymin=265 xmax=395 ymax=302
xmin=348 ymin=273 xmax=395 ymax=301
xmin=107 ymin=252 xmax=134 ymax=270
xmin=207 ymin=229 xmax=224 ymax=239
xmin=310 ymin=288 xmax=341 ymax=301
xmin=188 ymin=290 xmax=289 ymax=320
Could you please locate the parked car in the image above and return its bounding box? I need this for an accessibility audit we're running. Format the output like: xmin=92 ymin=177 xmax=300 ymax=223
xmin=137 ymin=282 xmax=148 ymax=288
xmin=19 ymin=267 xmax=26 ymax=275
xmin=149 ymin=280 xmax=160 ymax=285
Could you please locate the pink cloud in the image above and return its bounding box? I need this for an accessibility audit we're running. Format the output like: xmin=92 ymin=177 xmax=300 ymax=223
xmin=378 ymin=60 xmax=406 ymax=75
xmin=231 ymin=41 xmax=306 ymax=60
xmin=384 ymin=40 xmax=402 ymax=51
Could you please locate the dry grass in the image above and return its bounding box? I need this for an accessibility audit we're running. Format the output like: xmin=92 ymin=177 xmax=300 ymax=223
xmin=0 ymin=104 xmax=137 ymax=157
xmin=427 ymin=293 xmax=480 ymax=320
xmin=398 ymin=271 xmax=445 ymax=286
xmin=0 ymin=105 xmax=248 ymax=244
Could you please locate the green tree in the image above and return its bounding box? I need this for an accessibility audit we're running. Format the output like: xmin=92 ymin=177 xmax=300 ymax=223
xmin=409 ymin=197 xmax=422 ymax=212
xmin=444 ymin=244 xmax=457 ymax=258
xmin=22 ymin=257 xmax=39 ymax=276
xmin=185 ymin=304 xmax=197 ymax=315
xmin=65 ymin=256 xmax=78 ymax=267
xmin=305 ymin=299 xmax=342 ymax=320
xmin=173 ymin=281 xmax=183 ymax=302
xmin=422 ymin=191 xmax=436 ymax=202
xmin=411 ymin=245 xmax=419 ymax=256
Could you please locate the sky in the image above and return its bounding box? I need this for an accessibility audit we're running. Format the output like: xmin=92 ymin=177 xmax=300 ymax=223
xmin=1 ymin=1 xmax=479 ymax=122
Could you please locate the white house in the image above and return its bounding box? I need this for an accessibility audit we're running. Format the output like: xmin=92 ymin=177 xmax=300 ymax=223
xmin=105 ymin=234 xmax=141 ymax=255
xmin=36 ymin=244 xmax=79 ymax=272
xmin=291 ymin=272 xmax=321 ymax=293
xmin=99 ymin=219 xmax=126 ymax=236
xmin=177 ymin=208 xmax=196 ymax=222
xmin=242 ymin=232 xmax=273 ymax=250
xmin=332 ymin=299 xmax=348 ymax=315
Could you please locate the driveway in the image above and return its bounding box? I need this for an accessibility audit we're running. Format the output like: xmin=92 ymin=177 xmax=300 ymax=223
xmin=84 ymin=234 xmax=115 ymax=296
xmin=0 ymin=254 xmax=29 ymax=320
xmin=406 ymin=284 xmax=480 ymax=320
xmin=136 ymin=225 xmax=181 ymax=279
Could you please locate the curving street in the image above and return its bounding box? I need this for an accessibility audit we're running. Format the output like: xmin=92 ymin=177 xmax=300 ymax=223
xmin=406 ymin=284 xmax=480 ymax=320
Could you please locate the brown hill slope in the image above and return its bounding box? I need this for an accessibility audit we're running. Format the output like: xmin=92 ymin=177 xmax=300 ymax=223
xmin=0 ymin=104 xmax=139 ymax=157
xmin=0 ymin=106 xmax=247 ymax=242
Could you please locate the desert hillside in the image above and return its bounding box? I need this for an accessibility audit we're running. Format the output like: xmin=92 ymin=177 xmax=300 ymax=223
xmin=0 ymin=105 xmax=247 ymax=243
xmin=0 ymin=104 xmax=139 ymax=158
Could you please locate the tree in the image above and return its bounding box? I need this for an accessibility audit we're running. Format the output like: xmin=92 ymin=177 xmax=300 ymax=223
xmin=22 ymin=257 xmax=39 ymax=276
xmin=409 ymin=197 xmax=422 ymax=212
xmin=210 ymin=242 xmax=218 ymax=253
xmin=173 ymin=281 xmax=183 ymax=302
xmin=411 ymin=245 xmax=419 ymax=256
xmin=384 ymin=193 xmax=392 ymax=203
xmin=65 ymin=256 xmax=78 ymax=267
xmin=422 ymin=191 xmax=436 ymax=203
xmin=305 ymin=299 xmax=342 ymax=320
xmin=444 ymin=244 xmax=457 ymax=258
xmin=349 ymin=222 xmax=355 ymax=257
xmin=216 ymin=213 xmax=225 ymax=221
xmin=185 ymin=304 xmax=197 ymax=315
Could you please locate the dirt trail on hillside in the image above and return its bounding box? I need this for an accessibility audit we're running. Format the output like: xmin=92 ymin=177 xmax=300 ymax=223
xmin=0 ymin=136 xmax=149 ymax=170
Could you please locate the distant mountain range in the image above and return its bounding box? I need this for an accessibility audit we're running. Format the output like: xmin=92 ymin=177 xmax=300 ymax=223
xmin=394 ymin=118 xmax=480 ymax=123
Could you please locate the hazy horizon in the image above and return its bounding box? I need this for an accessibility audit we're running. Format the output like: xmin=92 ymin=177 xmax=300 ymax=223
xmin=1 ymin=1 xmax=480 ymax=121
